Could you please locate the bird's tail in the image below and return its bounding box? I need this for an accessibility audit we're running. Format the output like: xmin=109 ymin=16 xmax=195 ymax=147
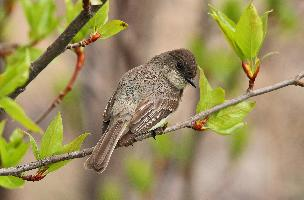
xmin=84 ymin=119 xmax=128 ymax=173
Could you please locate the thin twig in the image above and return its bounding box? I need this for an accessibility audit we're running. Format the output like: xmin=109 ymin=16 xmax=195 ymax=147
xmin=9 ymin=1 xmax=107 ymax=99
xmin=36 ymin=47 xmax=85 ymax=124
xmin=66 ymin=32 xmax=101 ymax=50
xmin=0 ymin=71 xmax=303 ymax=176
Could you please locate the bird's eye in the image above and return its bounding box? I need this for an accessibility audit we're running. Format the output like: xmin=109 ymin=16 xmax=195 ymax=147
xmin=176 ymin=62 xmax=183 ymax=70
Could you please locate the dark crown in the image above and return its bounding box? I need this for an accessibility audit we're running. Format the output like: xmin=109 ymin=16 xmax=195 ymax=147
xmin=168 ymin=49 xmax=197 ymax=80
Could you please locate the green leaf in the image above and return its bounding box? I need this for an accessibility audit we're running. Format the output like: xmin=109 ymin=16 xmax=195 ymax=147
xmin=21 ymin=0 xmax=59 ymax=42
xmin=209 ymin=5 xmax=236 ymax=44
xmin=222 ymin=0 xmax=242 ymax=23
xmin=25 ymin=132 xmax=40 ymax=160
xmin=209 ymin=5 xmax=244 ymax=58
xmin=47 ymin=132 xmax=89 ymax=172
xmin=0 ymin=176 xmax=25 ymax=189
xmin=0 ymin=97 xmax=41 ymax=133
xmin=62 ymin=132 xmax=90 ymax=152
xmin=0 ymin=120 xmax=5 ymax=137
xmin=261 ymin=10 xmax=272 ymax=40
xmin=235 ymin=3 xmax=264 ymax=59
xmin=40 ymin=113 xmax=63 ymax=159
xmin=72 ymin=0 xmax=110 ymax=42
xmin=206 ymin=101 xmax=255 ymax=135
xmin=0 ymin=48 xmax=30 ymax=97
xmin=8 ymin=129 xmax=24 ymax=146
xmin=125 ymin=158 xmax=153 ymax=193
xmin=196 ymin=69 xmax=225 ymax=113
xmin=65 ymin=0 xmax=82 ymax=25
xmin=98 ymin=20 xmax=128 ymax=39
xmin=6 ymin=142 xmax=29 ymax=167
xmin=0 ymin=130 xmax=29 ymax=167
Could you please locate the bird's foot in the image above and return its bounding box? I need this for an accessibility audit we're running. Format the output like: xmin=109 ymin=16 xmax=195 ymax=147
xmin=151 ymin=122 xmax=168 ymax=140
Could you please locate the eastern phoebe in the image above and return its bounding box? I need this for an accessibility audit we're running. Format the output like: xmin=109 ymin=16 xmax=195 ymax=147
xmin=85 ymin=49 xmax=197 ymax=173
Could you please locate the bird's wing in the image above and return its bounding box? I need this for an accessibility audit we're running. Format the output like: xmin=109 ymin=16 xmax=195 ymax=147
xmin=129 ymin=96 xmax=180 ymax=134
xmin=101 ymin=91 xmax=117 ymax=134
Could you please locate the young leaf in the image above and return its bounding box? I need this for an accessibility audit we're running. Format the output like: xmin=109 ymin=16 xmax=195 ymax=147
xmin=261 ymin=10 xmax=272 ymax=40
xmin=0 ymin=48 xmax=30 ymax=98
xmin=40 ymin=113 xmax=63 ymax=159
xmin=209 ymin=5 xmax=236 ymax=45
xmin=98 ymin=20 xmax=128 ymax=39
xmin=25 ymin=132 xmax=40 ymax=160
xmin=0 ymin=176 xmax=25 ymax=189
xmin=209 ymin=5 xmax=244 ymax=59
xmin=196 ymin=69 xmax=225 ymax=113
xmin=72 ymin=0 xmax=110 ymax=42
xmin=206 ymin=101 xmax=255 ymax=135
xmin=5 ymin=142 xmax=29 ymax=167
xmin=8 ymin=129 xmax=24 ymax=146
xmin=0 ymin=130 xmax=29 ymax=167
xmin=0 ymin=97 xmax=41 ymax=133
xmin=21 ymin=0 xmax=59 ymax=42
xmin=235 ymin=3 xmax=264 ymax=59
xmin=65 ymin=0 xmax=82 ymax=25
xmin=47 ymin=132 xmax=90 ymax=172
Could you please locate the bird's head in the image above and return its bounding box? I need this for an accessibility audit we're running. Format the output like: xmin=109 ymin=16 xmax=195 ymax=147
xmin=152 ymin=49 xmax=197 ymax=89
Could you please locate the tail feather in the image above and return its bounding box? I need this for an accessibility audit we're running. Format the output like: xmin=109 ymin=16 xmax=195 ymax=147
xmin=85 ymin=120 xmax=128 ymax=173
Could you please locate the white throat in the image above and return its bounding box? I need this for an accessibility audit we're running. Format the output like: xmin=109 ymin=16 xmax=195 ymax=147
xmin=166 ymin=70 xmax=187 ymax=89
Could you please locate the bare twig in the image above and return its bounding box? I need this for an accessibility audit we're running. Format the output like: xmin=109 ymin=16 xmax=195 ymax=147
xmin=0 ymin=71 xmax=303 ymax=176
xmin=9 ymin=1 xmax=107 ymax=99
xmin=35 ymin=47 xmax=85 ymax=124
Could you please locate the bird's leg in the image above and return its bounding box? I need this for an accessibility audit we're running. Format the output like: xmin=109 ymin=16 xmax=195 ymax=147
xmin=151 ymin=122 xmax=168 ymax=140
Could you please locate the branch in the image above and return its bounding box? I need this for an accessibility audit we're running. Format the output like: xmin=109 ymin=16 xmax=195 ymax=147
xmin=0 ymin=71 xmax=303 ymax=176
xmin=9 ymin=1 xmax=107 ymax=99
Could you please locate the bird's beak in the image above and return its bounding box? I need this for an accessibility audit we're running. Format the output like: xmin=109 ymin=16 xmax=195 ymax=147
xmin=186 ymin=78 xmax=196 ymax=88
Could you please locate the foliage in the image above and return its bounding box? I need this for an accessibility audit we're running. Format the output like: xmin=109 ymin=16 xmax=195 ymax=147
xmin=27 ymin=113 xmax=89 ymax=173
xmin=196 ymin=69 xmax=255 ymax=135
xmin=0 ymin=122 xmax=28 ymax=189
xmin=0 ymin=0 xmax=128 ymax=189
xmin=209 ymin=2 xmax=271 ymax=79
xmin=0 ymin=0 xmax=288 ymax=192
xmin=21 ymin=0 xmax=59 ymax=43
xmin=0 ymin=48 xmax=41 ymax=133
xmin=65 ymin=0 xmax=128 ymax=42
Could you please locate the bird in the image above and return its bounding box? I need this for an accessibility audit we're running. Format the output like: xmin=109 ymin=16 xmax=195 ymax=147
xmin=85 ymin=48 xmax=198 ymax=173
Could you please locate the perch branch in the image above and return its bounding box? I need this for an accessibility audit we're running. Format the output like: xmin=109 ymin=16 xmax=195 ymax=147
xmin=9 ymin=1 xmax=107 ymax=99
xmin=0 ymin=71 xmax=303 ymax=176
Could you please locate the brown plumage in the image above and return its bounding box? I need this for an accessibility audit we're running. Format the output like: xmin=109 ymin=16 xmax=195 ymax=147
xmin=85 ymin=49 xmax=198 ymax=173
